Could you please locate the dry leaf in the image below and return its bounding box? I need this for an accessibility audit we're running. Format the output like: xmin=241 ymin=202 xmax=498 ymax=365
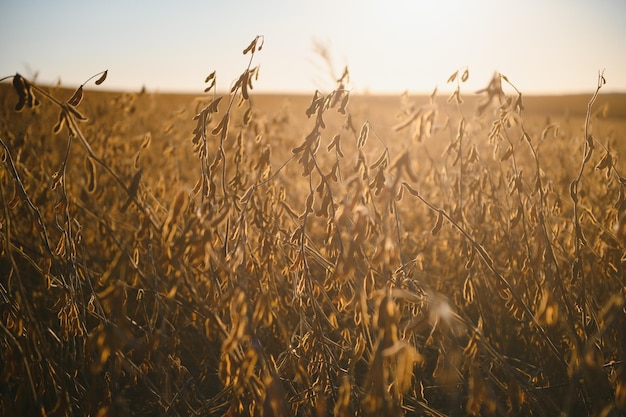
xmin=68 ymin=86 xmax=84 ymax=107
xmin=95 ymin=70 xmax=108 ymax=85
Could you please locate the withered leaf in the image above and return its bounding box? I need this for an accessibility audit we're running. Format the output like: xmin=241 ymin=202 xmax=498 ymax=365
xmin=206 ymin=96 xmax=223 ymax=113
xmin=569 ymin=180 xmax=578 ymax=203
xmin=55 ymin=233 xmax=67 ymax=257
xmin=141 ymin=132 xmax=151 ymax=149
xmin=133 ymin=151 xmax=141 ymax=169
xmin=67 ymin=85 xmax=84 ymax=107
xmin=431 ymin=209 xmax=444 ymax=235
xmin=204 ymin=78 xmax=216 ymax=92
xmin=395 ymin=185 xmax=404 ymax=201
xmin=53 ymin=112 xmax=67 ymax=134
xmin=12 ymin=74 xmax=27 ymax=111
xmin=12 ymin=73 xmax=26 ymax=99
xmin=370 ymin=150 xmax=388 ymax=170
xmin=243 ymin=38 xmax=257 ymax=55
xmin=595 ymin=151 xmax=612 ymax=171
xmin=463 ymin=275 xmax=475 ymax=304
xmin=243 ymin=107 xmax=253 ymax=125
xmin=94 ymin=70 xmax=108 ymax=85
xmin=211 ymin=113 xmax=229 ymax=136
xmin=447 ymin=70 xmax=458 ymax=83
xmin=338 ymin=92 xmax=349 ymax=115
xmin=240 ymin=186 xmax=254 ymax=204
xmin=85 ymin=156 xmax=97 ymax=193
xmin=65 ymin=105 xmax=88 ymax=121
xmin=461 ymin=68 xmax=469 ymax=82
xmin=241 ymin=71 xmax=250 ymax=100
xmin=357 ymin=123 xmax=369 ymax=149
xmin=305 ymin=91 xmax=320 ymax=118
xmin=326 ymin=134 xmax=339 ymax=153
xmin=15 ymin=96 xmax=26 ymax=112
xmin=402 ymin=182 xmax=420 ymax=197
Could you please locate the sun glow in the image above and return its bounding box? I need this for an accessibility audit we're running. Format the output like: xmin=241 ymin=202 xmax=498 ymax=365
xmin=0 ymin=0 xmax=625 ymax=93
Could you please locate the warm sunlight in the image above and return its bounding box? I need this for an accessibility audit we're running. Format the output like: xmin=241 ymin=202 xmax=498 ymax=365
xmin=1 ymin=0 xmax=625 ymax=94
xmin=2 ymin=1 xmax=626 ymax=415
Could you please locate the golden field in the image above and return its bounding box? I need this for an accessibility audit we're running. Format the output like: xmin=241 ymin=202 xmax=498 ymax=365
xmin=1 ymin=46 xmax=626 ymax=416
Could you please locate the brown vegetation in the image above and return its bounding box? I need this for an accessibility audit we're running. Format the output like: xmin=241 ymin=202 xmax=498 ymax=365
xmin=1 ymin=37 xmax=625 ymax=416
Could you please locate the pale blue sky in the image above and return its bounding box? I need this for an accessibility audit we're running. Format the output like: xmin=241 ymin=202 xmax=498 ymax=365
xmin=1 ymin=0 xmax=625 ymax=94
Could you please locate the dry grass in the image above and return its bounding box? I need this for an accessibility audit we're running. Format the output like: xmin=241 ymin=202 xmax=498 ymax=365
xmin=1 ymin=37 xmax=625 ymax=416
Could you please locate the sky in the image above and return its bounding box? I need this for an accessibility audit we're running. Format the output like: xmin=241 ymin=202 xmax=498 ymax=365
xmin=1 ymin=0 xmax=625 ymax=95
